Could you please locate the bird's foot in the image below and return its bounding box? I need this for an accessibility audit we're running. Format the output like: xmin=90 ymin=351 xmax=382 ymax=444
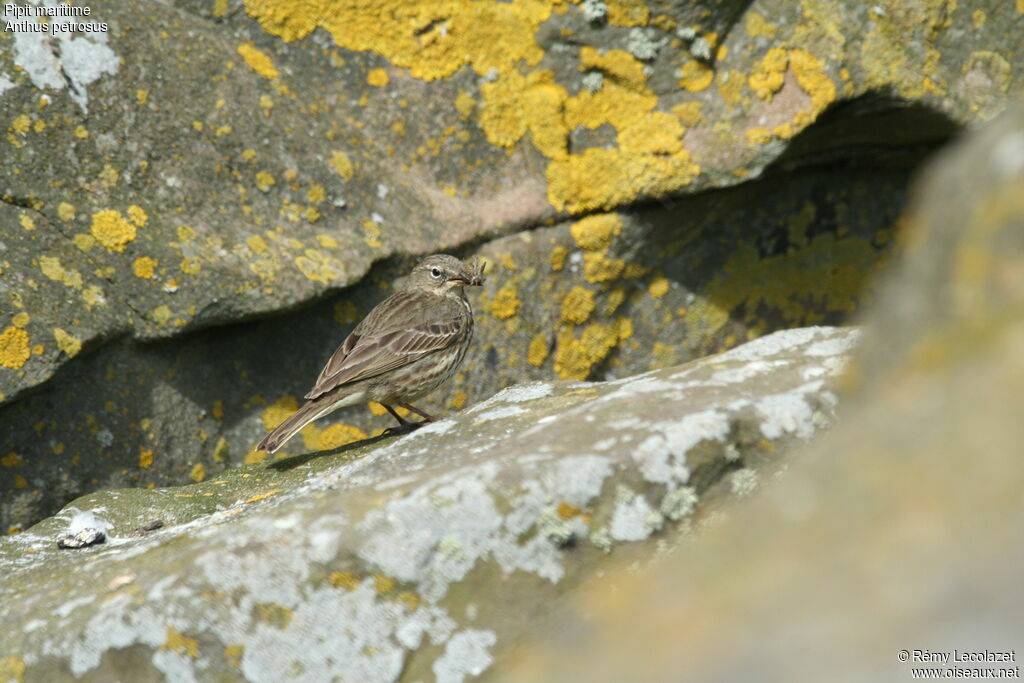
xmin=382 ymin=420 xmax=429 ymax=437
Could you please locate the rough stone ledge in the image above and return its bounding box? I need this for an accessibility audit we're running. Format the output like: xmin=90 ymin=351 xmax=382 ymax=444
xmin=0 ymin=325 xmax=858 ymax=681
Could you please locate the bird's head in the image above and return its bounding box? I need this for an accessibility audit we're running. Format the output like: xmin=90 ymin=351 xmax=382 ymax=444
xmin=408 ymin=254 xmax=485 ymax=297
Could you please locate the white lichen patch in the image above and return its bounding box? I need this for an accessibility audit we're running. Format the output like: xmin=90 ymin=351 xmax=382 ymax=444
xmin=8 ymin=3 xmax=118 ymax=111
xmin=610 ymin=485 xmax=663 ymax=542
xmin=660 ymin=486 xmax=699 ymax=521
xmin=729 ymin=468 xmax=759 ymax=497
xmin=2 ymin=327 xmax=861 ymax=681
xmin=433 ymin=628 xmax=497 ymax=683
xmin=486 ymin=382 xmax=554 ymax=404
xmin=755 ymin=383 xmax=823 ymax=440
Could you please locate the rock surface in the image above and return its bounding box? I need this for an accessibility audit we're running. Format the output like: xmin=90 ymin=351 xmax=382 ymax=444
xmin=506 ymin=101 xmax=1024 ymax=681
xmin=0 ymin=325 xmax=856 ymax=681
xmin=4 ymin=0 xmax=1014 ymax=529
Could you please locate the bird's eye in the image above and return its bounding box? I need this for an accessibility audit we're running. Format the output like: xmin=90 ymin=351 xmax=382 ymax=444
xmin=430 ymin=267 xmax=442 ymax=278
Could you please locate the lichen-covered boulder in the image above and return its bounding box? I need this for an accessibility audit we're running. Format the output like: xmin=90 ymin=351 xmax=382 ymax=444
xmin=1 ymin=0 xmax=1019 ymax=536
xmin=504 ymin=100 xmax=1024 ymax=682
xmin=0 ymin=325 xmax=855 ymax=681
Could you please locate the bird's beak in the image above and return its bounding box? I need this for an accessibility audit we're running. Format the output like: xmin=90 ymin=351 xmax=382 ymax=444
xmin=449 ymin=274 xmax=484 ymax=287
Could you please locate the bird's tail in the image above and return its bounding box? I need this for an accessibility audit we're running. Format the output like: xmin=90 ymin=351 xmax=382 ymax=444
xmin=255 ymin=400 xmax=331 ymax=454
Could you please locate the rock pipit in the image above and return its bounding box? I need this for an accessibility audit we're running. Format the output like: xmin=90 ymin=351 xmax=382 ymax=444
xmin=256 ymin=254 xmax=484 ymax=453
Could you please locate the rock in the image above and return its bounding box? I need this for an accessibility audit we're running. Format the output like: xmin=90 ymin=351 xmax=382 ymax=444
xmin=56 ymin=528 xmax=105 ymax=550
xmin=0 ymin=0 xmax=1018 ymax=540
xmin=0 ymin=326 xmax=856 ymax=680
xmin=506 ymin=102 xmax=1024 ymax=681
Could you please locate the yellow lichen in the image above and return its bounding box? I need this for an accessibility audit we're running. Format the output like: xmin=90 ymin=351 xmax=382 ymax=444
xmin=489 ymin=285 xmax=521 ymax=319
xmin=244 ymin=449 xmax=268 ymax=464
xmin=245 ymin=490 xmax=282 ymax=504
xmin=745 ymin=11 xmax=778 ymax=38
xmin=0 ymin=327 xmax=31 ymax=369
xmin=162 ymin=627 xmax=200 ymax=658
xmin=358 ymin=222 xmax=378 ymax=248
xmin=455 ymin=91 xmax=476 ymax=119
xmin=136 ymin=89 xmax=149 ymax=106
xmin=151 ymin=305 xmax=173 ymax=325
xmin=308 ymin=185 xmax=327 ymax=204
xmin=0 ymin=656 xmax=26 ymax=683
xmin=247 ymin=235 xmax=268 ymax=254
xmin=527 ymin=333 xmax=549 ymax=367
xmin=557 ymin=501 xmax=582 ymax=519
xmin=19 ymin=214 xmax=35 ymax=231
xmin=10 ymin=114 xmax=30 ymax=134
xmin=12 ymin=313 xmax=29 ymax=328
xmin=127 ymin=205 xmax=148 ymax=227
xmin=53 ymin=328 xmax=81 ymax=357
xmin=648 ymin=276 xmax=670 ymax=298
xmin=1 ymin=452 xmax=22 ymax=467
xmin=561 ymin=286 xmax=596 ymax=325
xmin=57 ymin=202 xmax=76 ymax=221
xmin=672 ymin=101 xmax=703 ymax=127
xmin=133 ymin=256 xmax=158 ymax=279
xmin=789 ymin=49 xmax=836 ymax=116
xmin=212 ymin=437 xmax=229 ymax=462
xmin=237 ymin=42 xmax=279 ymax=79
xmin=550 ymin=245 xmax=567 ymax=271
xmin=570 ymin=213 xmax=622 ymax=250
xmin=245 ymin=0 xmax=549 ymax=81
xmin=554 ymin=321 xmax=627 ymax=380
xmin=225 ymin=645 xmax=244 ymax=668
xmin=90 ymin=210 xmax=136 ymax=253
xmin=450 ymin=390 xmax=468 ymax=409
xmin=582 ymin=250 xmax=625 ymax=283
xmin=255 ymin=170 xmax=276 ymax=191
xmin=73 ymin=233 xmax=95 ymax=251
xmin=745 ymin=127 xmax=772 ymax=145
xmin=479 ymin=68 xmax=568 ymax=160
xmin=190 ymin=463 xmax=206 ymax=482
xmin=263 ymin=395 xmax=298 ymax=430
xmin=306 ymin=423 xmax=367 ymax=450
xmin=678 ymin=60 xmax=714 ymax=92
xmin=547 ymin=146 xmax=698 ymax=213
xmin=567 ymin=49 xmax=654 ymax=132
xmin=295 ymin=249 xmax=345 ymax=283
xmin=396 ymin=591 xmax=420 ymax=610
xmin=329 ymin=571 xmax=361 ymax=590
xmin=749 ymin=47 xmax=789 ymax=100
xmin=330 ymin=150 xmax=354 ymax=180
xmin=367 ymin=67 xmax=389 ymax=86
xmin=605 ymin=0 xmax=648 ymax=26
xmin=374 ymin=574 xmax=396 ymax=593
xmin=138 ymin=450 xmax=154 ymax=468
xmin=651 ymin=341 xmax=678 ymax=368
xmin=39 ymin=256 xmax=83 ymax=289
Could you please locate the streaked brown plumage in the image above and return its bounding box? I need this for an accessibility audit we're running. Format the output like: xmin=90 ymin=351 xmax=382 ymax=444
xmin=256 ymin=254 xmax=484 ymax=453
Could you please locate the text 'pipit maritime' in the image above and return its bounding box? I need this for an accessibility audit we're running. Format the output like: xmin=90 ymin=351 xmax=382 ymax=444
xmin=256 ymin=254 xmax=485 ymax=454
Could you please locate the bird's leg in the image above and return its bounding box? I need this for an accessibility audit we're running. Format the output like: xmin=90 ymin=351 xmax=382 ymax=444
xmin=382 ymin=403 xmax=424 ymax=436
xmin=398 ymin=403 xmax=438 ymax=423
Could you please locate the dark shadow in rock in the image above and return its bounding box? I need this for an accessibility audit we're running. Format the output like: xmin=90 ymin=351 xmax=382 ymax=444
xmin=266 ymin=433 xmax=391 ymax=473
xmin=603 ymin=92 xmax=961 ymax=365
xmin=0 ymin=94 xmax=962 ymax=533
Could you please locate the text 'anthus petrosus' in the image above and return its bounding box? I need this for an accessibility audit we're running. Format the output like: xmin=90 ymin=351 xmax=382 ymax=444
xmin=256 ymin=254 xmax=485 ymax=454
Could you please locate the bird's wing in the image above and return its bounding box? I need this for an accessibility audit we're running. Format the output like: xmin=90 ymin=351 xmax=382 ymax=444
xmin=305 ymin=291 xmax=465 ymax=400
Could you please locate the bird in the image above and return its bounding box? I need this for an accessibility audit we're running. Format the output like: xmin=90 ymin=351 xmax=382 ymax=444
xmin=255 ymin=254 xmax=485 ymax=454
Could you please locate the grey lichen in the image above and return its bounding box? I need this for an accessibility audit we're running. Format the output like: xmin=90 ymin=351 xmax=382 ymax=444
xmin=581 ymin=0 xmax=608 ymax=23
xmin=660 ymin=486 xmax=698 ymax=521
xmin=729 ymin=469 xmax=758 ymax=497
xmin=581 ymin=70 xmax=604 ymax=93
xmin=690 ymin=36 xmax=712 ymax=61
xmin=626 ymin=27 xmax=666 ymax=62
